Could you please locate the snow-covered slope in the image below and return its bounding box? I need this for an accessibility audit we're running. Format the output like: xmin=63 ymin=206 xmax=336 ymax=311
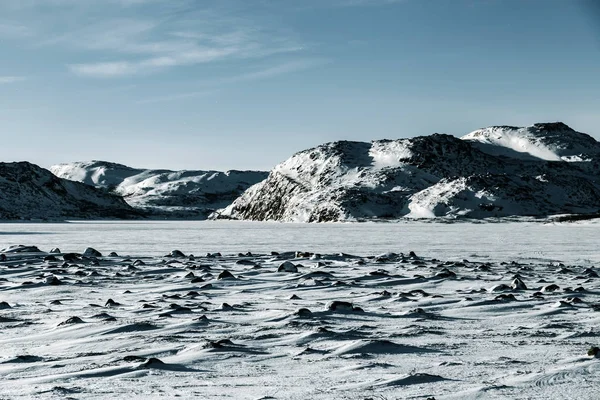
xmin=0 ymin=162 xmax=139 ymax=220
xmin=51 ymin=161 xmax=268 ymax=219
xmin=461 ymin=122 xmax=600 ymax=161
xmin=215 ymin=123 xmax=600 ymax=222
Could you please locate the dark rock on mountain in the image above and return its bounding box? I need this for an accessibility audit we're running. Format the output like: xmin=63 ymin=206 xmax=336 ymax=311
xmin=0 ymin=162 xmax=140 ymax=220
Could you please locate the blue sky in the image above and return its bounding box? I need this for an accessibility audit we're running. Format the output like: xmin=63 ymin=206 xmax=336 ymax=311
xmin=1 ymin=0 xmax=599 ymax=171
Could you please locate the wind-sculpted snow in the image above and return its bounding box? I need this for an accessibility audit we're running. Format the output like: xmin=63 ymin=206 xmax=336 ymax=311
xmin=0 ymin=162 xmax=139 ymax=220
xmin=216 ymin=123 xmax=600 ymax=222
xmin=51 ymin=161 xmax=268 ymax=219
xmin=1 ymin=246 xmax=599 ymax=399
xmin=462 ymin=122 xmax=600 ymax=161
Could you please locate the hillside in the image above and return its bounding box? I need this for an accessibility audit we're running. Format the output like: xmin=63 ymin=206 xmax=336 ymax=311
xmin=0 ymin=162 xmax=139 ymax=220
xmin=214 ymin=123 xmax=600 ymax=222
xmin=51 ymin=161 xmax=268 ymax=219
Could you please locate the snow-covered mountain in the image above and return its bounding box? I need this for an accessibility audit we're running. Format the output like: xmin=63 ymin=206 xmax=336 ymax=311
xmin=462 ymin=122 xmax=600 ymax=162
xmin=214 ymin=123 xmax=600 ymax=222
xmin=0 ymin=162 xmax=139 ymax=220
xmin=50 ymin=161 xmax=268 ymax=219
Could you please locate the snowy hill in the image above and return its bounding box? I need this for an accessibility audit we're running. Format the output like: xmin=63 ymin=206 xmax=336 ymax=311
xmin=462 ymin=122 xmax=600 ymax=161
xmin=214 ymin=123 xmax=600 ymax=222
xmin=0 ymin=162 xmax=139 ymax=220
xmin=50 ymin=161 xmax=268 ymax=219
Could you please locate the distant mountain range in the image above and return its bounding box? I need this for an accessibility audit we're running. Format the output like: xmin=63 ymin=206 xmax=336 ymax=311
xmin=4 ymin=122 xmax=599 ymax=222
xmin=0 ymin=162 xmax=139 ymax=220
xmin=50 ymin=161 xmax=268 ymax=219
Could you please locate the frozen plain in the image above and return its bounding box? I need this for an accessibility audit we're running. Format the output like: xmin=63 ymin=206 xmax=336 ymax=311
xmin=1 ymin=220 xmax=600 ymax=399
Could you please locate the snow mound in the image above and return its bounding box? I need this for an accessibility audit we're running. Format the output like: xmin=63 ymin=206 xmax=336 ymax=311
xmin=332 ymin=340 xmax=436 ymax=355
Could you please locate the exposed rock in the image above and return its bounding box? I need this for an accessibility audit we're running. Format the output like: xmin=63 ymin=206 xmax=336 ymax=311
xmin=45 ymin=276 xmax=62 ymax=285
xmin=105 ymin=299 xmax=122 ymax=307
xmin=166 ymin=250 xmax=185 ymax=258
xmin=327 ymin=301 xmax=363 ymax=312
xmin=542 ymin=284 xmax=560 ymax=293
xmin=278 ymin=261 xmax=298 ymax=273
xmin=83 ymin=248 xmax=102 ymax=257
xmin=217 ymin=270 xmax=235 ymax=280
xmin=511 ymin=277 xmax=527 ymax=290
xmin=58 ymin=316 xmax=84 ymax=326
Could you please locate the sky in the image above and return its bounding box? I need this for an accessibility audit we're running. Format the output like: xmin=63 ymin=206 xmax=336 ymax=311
xmin=1 ymin=0 xmax=599 ymax=171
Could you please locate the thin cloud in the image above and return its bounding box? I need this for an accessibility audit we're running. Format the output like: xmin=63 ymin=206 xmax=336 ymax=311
xmin=202 ymin=58 xmax=330 ymax=86
xmin=136 ymin=89 xmax=217 ymax=104
xmin=68 ymin=42 xmax=303 ymax=78
xmin=0 ymin=22 xmax=33 ymax=37
xmin=136 ymin=58 xmax=327 ymax=103
xmin=69 ymin=62 xmax=136 ymax=78
xmin=6 ymin=0 xmax=303 ymax=79
xmin=1 ymin=0 xmax=305 ymax=78
xmin=0 ymin=76 xmax=26 ymax=84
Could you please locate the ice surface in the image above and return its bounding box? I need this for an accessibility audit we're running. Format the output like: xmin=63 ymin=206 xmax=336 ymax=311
xmin=1 ymin=220 xmax=599 ymax=399
xmin=0 ymin=220 xmax=598 ymax=263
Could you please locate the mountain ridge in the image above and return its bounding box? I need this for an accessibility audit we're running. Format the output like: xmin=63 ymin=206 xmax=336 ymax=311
xmin=214 ymin=122 xmax=600 ymax=222
xmin=43 ymin=122 xmax=600 ymax=222
xmin=50 ymin=161 xmax=269 ymax=219
xmin=0 ymin=161 xmax=140 ymax=220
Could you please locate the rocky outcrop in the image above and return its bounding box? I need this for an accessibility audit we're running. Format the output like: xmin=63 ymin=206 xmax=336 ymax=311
xmin=0 ymin=162 xmax=139 ymax=220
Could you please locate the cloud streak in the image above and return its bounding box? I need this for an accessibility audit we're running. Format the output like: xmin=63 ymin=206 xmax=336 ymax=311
xmin=202 ymin=58 xmax=330 ymax=86
xmin=136 ymin=89 xmax=217 ymax=104
xmin=0 ymin=76 xmax=26 ymax=84
xmin=136 ymin=58 xmax=328 ymax=103
xmin=11 ymin=1 xmax=304 ymax=78
xmin=0 ymin=22 xmax=33 ymax=37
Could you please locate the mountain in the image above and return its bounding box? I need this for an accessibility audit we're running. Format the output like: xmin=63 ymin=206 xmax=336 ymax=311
xmin=50 ymin=161 xmax=268 ymax=219
xmin=214 ymin=123 xmax=600 ymax=222
xmin=0 ymin=162 xmax=139 ymax=220
xmin=461 ymin=122 xmax=600 ymax=162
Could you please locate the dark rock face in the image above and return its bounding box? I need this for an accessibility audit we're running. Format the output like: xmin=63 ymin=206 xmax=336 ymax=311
xmin=0 ymin=162 xmax=140 ymax=220
xmin=278 ymin=261 xmax=298 ymax=273
xmin=215 ymin=123 xmax=600 ymax=222
xmin=217 ymin=270 xmax=235 ymax=280
xmin=327 ymin=301 xmax=363 ymax=312
xmin=83 ymin=248 xmax=102 ymax=257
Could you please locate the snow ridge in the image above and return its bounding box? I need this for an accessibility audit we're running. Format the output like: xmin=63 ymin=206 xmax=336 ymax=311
xmin=462 ymin=122 xmax=600 ymax=161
